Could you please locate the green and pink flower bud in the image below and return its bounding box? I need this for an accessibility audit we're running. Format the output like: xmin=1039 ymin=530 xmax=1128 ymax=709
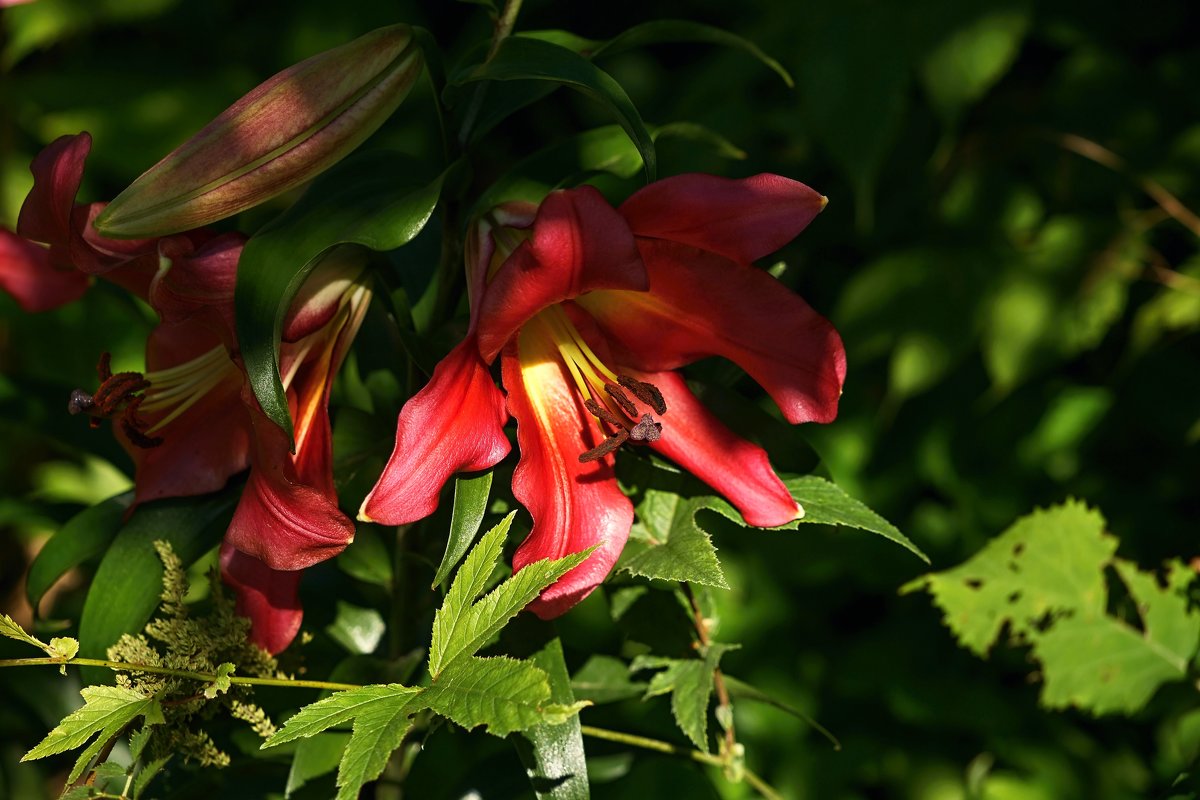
xmin=94 ymin=24 xmax=423 ymax=238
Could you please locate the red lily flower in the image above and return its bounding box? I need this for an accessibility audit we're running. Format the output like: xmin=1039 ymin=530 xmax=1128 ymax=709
xmin=8 ymin=133 xmax=218 ymax=306
xmin=363 ymin=174 xmax=845 ymax=617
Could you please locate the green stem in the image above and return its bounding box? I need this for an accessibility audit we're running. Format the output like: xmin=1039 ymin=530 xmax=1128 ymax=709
xmin=0 ymin=657 xmax=361 ymax=692
xmin=579 ymin=725 xmax=783 ymax=800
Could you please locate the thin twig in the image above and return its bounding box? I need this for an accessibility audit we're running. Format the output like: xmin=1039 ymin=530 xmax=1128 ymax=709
xmin=580 ymin=725 xmax=782 ymax=800
xmin=0 ymin=657 xmax=361 ymax=691
xmin=1054 ymin=131 xmax=1200 ymax=239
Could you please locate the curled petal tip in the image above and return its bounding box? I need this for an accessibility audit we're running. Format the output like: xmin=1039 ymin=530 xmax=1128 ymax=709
xmin=819 ymin=195 xmax=829 ymax=210
xmin=95 ymin=24 xmax=423 ymax=237
xmin=793 ymin=501 xmax=805 ymax=521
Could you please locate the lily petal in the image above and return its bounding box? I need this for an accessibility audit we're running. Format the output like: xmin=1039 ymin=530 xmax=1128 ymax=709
xmin=122 ymin=319 xmax=251 ymax=506
xmin=220 ymin=542 xmax=303 ymax=655
xmin=630 ymin=367 xmax=801 ymax=527
xmin=0 ymin=229 xmax=90 ymax=311
xmin=503 ymin=324 xmax=633 ymax=619
xmin=476 ymin=186 xmax=646 ymax=362
xmin=578 ymin=239 xmax=846 ymax=425
xmin=225 ymin=407 xmax=355 ymax=571
xmin=618 ymin=172 xmax=827 ymax=265
xmin=360 ymin=336 xmax=511 ymax=524
xmin=16 ymin=133 xmax=91 ymax=246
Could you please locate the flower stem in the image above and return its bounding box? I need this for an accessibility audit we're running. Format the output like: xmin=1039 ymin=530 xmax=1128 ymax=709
xmin=579 ymin=725 xmax=782 ymax=800
xmin=0 ymin=657 xmax=361 ymax=691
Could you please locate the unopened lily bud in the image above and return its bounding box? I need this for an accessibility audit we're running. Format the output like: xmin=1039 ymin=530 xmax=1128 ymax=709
xmin=95 ymin=24 xmax=423 ymax=238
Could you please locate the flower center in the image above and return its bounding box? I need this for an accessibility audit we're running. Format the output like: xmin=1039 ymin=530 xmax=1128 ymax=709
xmin=532 ymin=304 xmax=667 ymax=463
xmin=69 ymin=346 xmax=240 ymax=448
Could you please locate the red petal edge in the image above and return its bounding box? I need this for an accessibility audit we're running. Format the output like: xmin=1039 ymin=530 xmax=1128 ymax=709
xmin=360 ymin=336 xmax=511 ymax=524
xmin=220 ymin=542 xmax=303 ymax=655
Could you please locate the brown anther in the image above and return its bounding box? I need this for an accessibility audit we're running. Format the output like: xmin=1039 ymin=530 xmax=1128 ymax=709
xmin=618 ymin=375 xmax=667 ymax=415
xmin=628 ymin=414 xmax=662 ymax=442
xmin=68 ymin=389 xmax=95 ymax=416
xmin=603 ymin=382 xmax=638 ymax=418
xmin=584 ymin=398 xmax=624 ymax=429
xmin=579 ymin=428 xmax=628 ymax=463
xmin=91 ymin=372 xmax=150 ymax=417
xmin=96 ymin=352 xmax=112 ymax=382
xmin=121 ymin=415 xmax=163 ymax=448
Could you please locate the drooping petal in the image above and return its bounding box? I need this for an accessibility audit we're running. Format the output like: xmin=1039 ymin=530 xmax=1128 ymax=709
xmin=16 ymin=133 xmax=91 ymax=246
xmin=220 ymin=542 xmax=303 ymax=655
xmin=476 ymin=186 xmax=646 ymax=362
xmin=578 ymin=239 xmax=846 ymax=425
xmin=503 ymin=324 xmax=633 ymax=619
xmin=629 ymin=367 xmax=802 ymax=527
xmin=224 ymin=394 xmax=355 ymax=571
xmin=121 ymin=318 xmax=251 ymax=506
xmin=281 ymin=248 xmax=366 ymax=342
xmin=0 ymin=229 xmax=90 ymax=311
xmin=360 ymin=336 xmax=511 ymax=524
xmin=618 ymin=173 xmax=827 ymax=265
xmin=148 ymin=232 xmax=244 ymax=344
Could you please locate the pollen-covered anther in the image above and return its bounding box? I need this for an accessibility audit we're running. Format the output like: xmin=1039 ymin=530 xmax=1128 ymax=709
xmin=603 ymin=382 xmax=639 ymax=418
xmin=618 ymin=374 xmax=667 ymax=416
xmin=584 ymin=398 xmax=624 ymax=429
xmin=579 ymin=427 xmax=629 ymax=463
xmin=628 ymin=414 xmax=662 ymax=442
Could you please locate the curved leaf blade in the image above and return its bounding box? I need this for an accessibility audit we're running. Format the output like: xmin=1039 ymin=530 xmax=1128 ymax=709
xmin=456 ymin=37 xmax=656 ymax=181
xmin=433 ymin=470 xmax=494 ymax=590
xmin=26 ymin=492 xmax=131 ymax=614
xmin=235 ymin=151 xmax=446 ymax=438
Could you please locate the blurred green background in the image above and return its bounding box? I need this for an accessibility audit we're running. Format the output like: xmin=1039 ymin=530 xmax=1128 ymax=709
xmin=2 ymin=0 xmax=1198 ymax=798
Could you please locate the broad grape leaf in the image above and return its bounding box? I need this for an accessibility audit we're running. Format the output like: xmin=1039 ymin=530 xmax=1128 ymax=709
xmin=908 ymin=500 xmax=1200 ymax=714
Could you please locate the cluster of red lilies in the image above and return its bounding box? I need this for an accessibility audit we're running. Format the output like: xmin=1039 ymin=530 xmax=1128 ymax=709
xmin=0 ymin=32 xmax=844 ymax=655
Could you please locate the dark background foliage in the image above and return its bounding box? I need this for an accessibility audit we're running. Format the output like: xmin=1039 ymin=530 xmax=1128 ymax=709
xmin=2 ymin=0 xmax=1198 ymax=797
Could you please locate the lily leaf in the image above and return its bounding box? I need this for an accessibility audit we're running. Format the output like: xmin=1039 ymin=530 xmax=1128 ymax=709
xmin=236 ymin=151 xmax=446 ymax=440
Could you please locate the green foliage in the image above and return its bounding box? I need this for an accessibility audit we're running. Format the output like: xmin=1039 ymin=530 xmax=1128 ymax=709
xmin=429 ymin=513 xmax=591 ymax=679
xmin=910 ymin=501 xmax=1200 ymax=714
xmin=107 ymin=541 xmax=281 ymax=767
xmin=633 ymin=643 xmax=737 ymax=752
xmin=434 ymin=469 xmax=495 ymax=589
xmin=236 ymin=153 xmax=446 ymax=437
xmin=513 ymin=637 xmax=589 ymax=800
xmin=21 ymin=686 xmax=164 ymax=783
xmin=261 ymin=527 xmax=590 ymax=800
xmin=621 ymin=470 xmax=925 ymax=587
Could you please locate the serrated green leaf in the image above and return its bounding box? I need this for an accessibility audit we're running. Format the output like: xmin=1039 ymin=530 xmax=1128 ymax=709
xmin=0 ymin=612 xmax=47 ymax=652
xmin=23 ymin=686 xmax=162 ymax=783
xmin=782 ymin=476 xmax=928 ymax=563
xmin=335 ymin=697 xmax=420 ymax=800
xmin=263 ymin=685 xmax=422 ymax=748
xmin=514 ymin=637 xmax=589 ymax=800
xmin=455 ymin=36 xmax=655 ymax=181
xmin=131 ymin=754 xmax=171 ymax=799
xmin=425 ymin=656 xmax=588 ymax=737
xmin=26 ymin=492 xmax=131 ymax=614
xmin=621 ymin=487 xmax=728 ymax=588
xmin=570 ymin=655 xmax=646 ymax=705
xmin=433 ymin=470 xmax=494 ymax=589
xmin=430 ymin=513 xmax=593 ymax=678
xmin=78 ymin=487 xmax=237 ymax=681
xmin=910 ymin=500 xmax=1200 ymax=715
xmin=632 ymin=644 xmax=736 ymax=752
xmin=237 ymin=152 xmax=446 ymax=438
xmin=90 ymin=761 xmax=128 ymax=792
